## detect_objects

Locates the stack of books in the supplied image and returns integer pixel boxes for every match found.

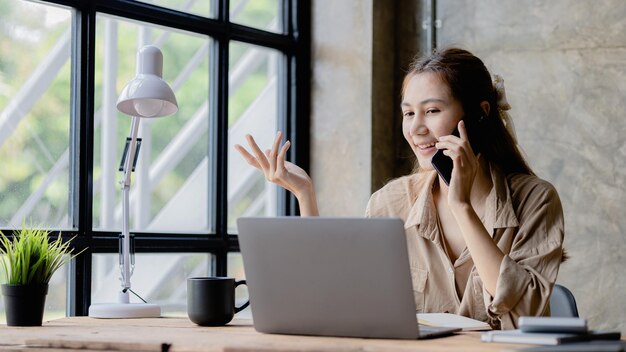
[481,317,621,346]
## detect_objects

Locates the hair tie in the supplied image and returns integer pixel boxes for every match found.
[493,74,516,143]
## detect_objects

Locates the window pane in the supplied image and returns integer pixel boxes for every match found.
[93,14,212,234]
[227,252,250,318]
[228,42,281,232]
[0,1,71,229]
[0,258,68,323]
[230,0,281,33]
[91,253,214,316]
[134,0,214,18]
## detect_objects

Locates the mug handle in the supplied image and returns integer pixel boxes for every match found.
[234,280,250,313]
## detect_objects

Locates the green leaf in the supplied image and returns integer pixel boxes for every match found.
[0,221,86,285]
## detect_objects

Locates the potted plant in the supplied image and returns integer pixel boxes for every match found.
[0,223,84,326]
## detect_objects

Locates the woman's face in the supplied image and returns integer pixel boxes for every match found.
[401,72,464,170]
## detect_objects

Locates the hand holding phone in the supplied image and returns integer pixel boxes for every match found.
[430,127,459,186]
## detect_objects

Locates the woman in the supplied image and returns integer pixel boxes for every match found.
[235,48,565,330]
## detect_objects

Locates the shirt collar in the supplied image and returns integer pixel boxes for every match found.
[403,164,519,234]
[404,170,438,230]
[484,164,519,231]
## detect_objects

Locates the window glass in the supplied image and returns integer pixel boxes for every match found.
[134,0,213,18]
[1,0,297,319]
[230,0,281,33]
[227,251,250,318]
[92,14,212,234]
[0,1,71,229]
[0,258,68,323]
[227,42,281,232]
[91,252,214,316]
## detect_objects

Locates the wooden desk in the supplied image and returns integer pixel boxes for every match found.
[0,317,525,352]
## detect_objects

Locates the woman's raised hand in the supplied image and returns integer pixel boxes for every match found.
[234,132,319,216]
[435,120,479,206]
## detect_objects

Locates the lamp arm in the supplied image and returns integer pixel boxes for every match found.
[120,116,141,293]
[122,116,141,187]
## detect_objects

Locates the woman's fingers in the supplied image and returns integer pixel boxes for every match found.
[234,144,262,170]
[443,148,467,168]
[268,132,282,176]
[277,140,291,175]
[245,134,270,170]
[457,120,469,140]
[437,124,473,157]
[237,134,279,178]
[435,139,462,155]
[234,133,313,203]
[271,131,283,155]
[457,120,475,156]
[238,132,293,185]
[264,149,275,179]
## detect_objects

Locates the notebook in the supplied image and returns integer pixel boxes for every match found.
[236,216,461,339]
[417,312,492,331]
[481,329,621,345]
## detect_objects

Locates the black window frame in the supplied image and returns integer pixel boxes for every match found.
[15,0,311,316]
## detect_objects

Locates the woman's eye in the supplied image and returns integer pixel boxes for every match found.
[426,108,440,115]
[403,111,414,118]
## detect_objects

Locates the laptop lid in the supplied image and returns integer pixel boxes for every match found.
[236,217,421,339]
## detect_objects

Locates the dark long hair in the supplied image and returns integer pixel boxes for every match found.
[403,47,534,176]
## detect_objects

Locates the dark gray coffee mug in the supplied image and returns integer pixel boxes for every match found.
[187,277,249,326]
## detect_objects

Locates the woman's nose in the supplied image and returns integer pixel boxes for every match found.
[410,116,427,136]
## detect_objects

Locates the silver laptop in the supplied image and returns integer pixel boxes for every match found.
[236,217,460,339]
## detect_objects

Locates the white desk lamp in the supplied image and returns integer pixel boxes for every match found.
[89,45,178,318]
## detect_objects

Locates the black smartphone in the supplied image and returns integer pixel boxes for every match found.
[430,127,459,186]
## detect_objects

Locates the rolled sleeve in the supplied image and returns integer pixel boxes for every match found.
[485,182,565,329]
[487,255,532,315]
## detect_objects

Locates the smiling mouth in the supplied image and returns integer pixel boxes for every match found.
[417,142,436,150]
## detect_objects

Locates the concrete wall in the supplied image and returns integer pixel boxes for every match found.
[311,0,625,332]
[311,0,421,216]
[310,1,374,216]
[437,0,626,333]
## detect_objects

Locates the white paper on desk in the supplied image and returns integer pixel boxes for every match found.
[417,313,492,331]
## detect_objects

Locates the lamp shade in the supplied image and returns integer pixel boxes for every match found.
[116,45,178,118]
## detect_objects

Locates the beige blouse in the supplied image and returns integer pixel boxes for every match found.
[365,166,565,330]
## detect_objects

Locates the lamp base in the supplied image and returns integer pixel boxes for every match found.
[88,303,161,319]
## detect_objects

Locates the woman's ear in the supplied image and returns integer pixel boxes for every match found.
[480,101,490,116]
